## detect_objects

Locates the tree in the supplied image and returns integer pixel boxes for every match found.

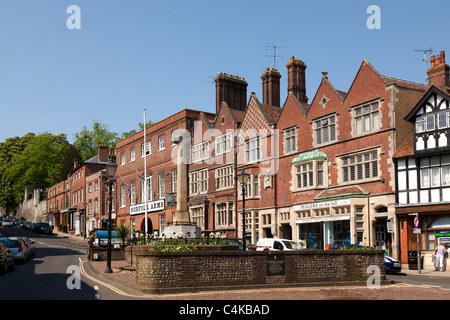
[3,133,69,204]
[73,120,119,161]
[0,133,36,210]
[53,143,82,183]
[120,120,155,140]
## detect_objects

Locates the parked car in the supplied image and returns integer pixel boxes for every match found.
[34,223,53,234]
[256,238,303,251]
[385,255,402,273]
[1,219,13,227]
[91,229,122,248]
[0,237,30,263]
[20,237,35,258]
[0,242,14,274]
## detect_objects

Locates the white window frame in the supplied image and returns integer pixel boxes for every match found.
[216,132,233,155]
[284,127,296,154]
[215,165,234,190]
[158,135,165,151]
[245,137,261,163]
[141,141,151,157]
[354,102,380,135]
[341,150,379,183]
[315,115,336,145]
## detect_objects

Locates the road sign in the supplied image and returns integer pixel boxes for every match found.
[413,228,421,234]
[414,216,419,228]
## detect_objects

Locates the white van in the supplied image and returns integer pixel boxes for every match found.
[256,238,303,251]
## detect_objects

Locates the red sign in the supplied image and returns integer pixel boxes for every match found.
[414,216,419,228]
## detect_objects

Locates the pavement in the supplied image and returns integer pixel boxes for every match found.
[52,229,450,301]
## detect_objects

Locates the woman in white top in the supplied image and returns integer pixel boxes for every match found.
[435,242,446,272]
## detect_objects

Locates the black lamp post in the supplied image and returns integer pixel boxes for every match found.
[236,168,250,251]
[104,156,117,273]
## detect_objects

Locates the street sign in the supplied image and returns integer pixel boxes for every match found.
[413,228,421,234]
[414,216,419,228]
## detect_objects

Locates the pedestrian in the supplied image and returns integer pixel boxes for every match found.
[87,230,96,247]
[435,242,446,272]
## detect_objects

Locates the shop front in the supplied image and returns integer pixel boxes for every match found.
[297,216,351,250]
[397,209,450,267]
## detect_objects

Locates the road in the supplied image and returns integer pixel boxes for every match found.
[0,226,141,300]
[2,225,450,304]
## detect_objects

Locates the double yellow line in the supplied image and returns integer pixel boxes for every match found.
[79,259,145,299]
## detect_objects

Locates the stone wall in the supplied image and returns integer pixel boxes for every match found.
[87,246,125,261]
[132,249,385,293]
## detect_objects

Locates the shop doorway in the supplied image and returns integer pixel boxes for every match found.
[375,218,392,252]
[279,224,292,240]
[140,217,153,235]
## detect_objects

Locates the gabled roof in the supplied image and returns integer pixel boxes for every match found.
[393,134,414,158]
[309,75,346,106]
[213,101,245,127]
[345,60,427,103]
[405,85,450,122]
[240,93,282,129]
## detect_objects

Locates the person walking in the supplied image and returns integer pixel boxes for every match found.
[435,242,446,272]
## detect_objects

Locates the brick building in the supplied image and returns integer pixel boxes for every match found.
[46,179,70,228]
[46,144,114,237]
[114,109,215,238]
[271,56,427,257]
[394,51,450,266]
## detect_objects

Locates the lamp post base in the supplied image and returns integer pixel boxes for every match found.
[104,267,113,273]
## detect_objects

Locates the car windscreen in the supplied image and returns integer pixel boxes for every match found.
[282,240,301,250]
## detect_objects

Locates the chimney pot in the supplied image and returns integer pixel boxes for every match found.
[261,67,281,107]
[286,56,307,103]
[427,50,449,92]
[215,73,248,113]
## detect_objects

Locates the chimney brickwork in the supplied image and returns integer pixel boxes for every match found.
[214,73,248,113]
[261,67,281,107]
[428,50,450,92]
[286,56,308,103]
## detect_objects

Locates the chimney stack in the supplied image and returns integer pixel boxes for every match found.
[214,73,248,113]
[286,56,307,103]
[98,143,109,163]
[428,51,450,92]
[261,67,281,107]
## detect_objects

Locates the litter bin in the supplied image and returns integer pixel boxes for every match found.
[408,250,423,270]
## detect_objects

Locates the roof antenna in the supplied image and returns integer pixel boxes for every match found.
[266,44,284,69]
[414,48,433,84]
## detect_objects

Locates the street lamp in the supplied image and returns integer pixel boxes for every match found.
[104,156,117,273]
[236,168,250,251]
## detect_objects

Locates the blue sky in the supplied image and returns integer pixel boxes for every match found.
[0,0,449,143]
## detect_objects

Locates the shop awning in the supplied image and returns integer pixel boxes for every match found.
[291,149,328,165]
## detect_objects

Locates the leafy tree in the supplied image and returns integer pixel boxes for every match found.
[120,120,155,140]
[0,133,36,209]
[73,120,119,161]
[3,133,68,205]
[53,143,82,183]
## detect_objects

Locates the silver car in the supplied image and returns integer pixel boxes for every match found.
[20,237,35,258]
[0,238,29,263]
